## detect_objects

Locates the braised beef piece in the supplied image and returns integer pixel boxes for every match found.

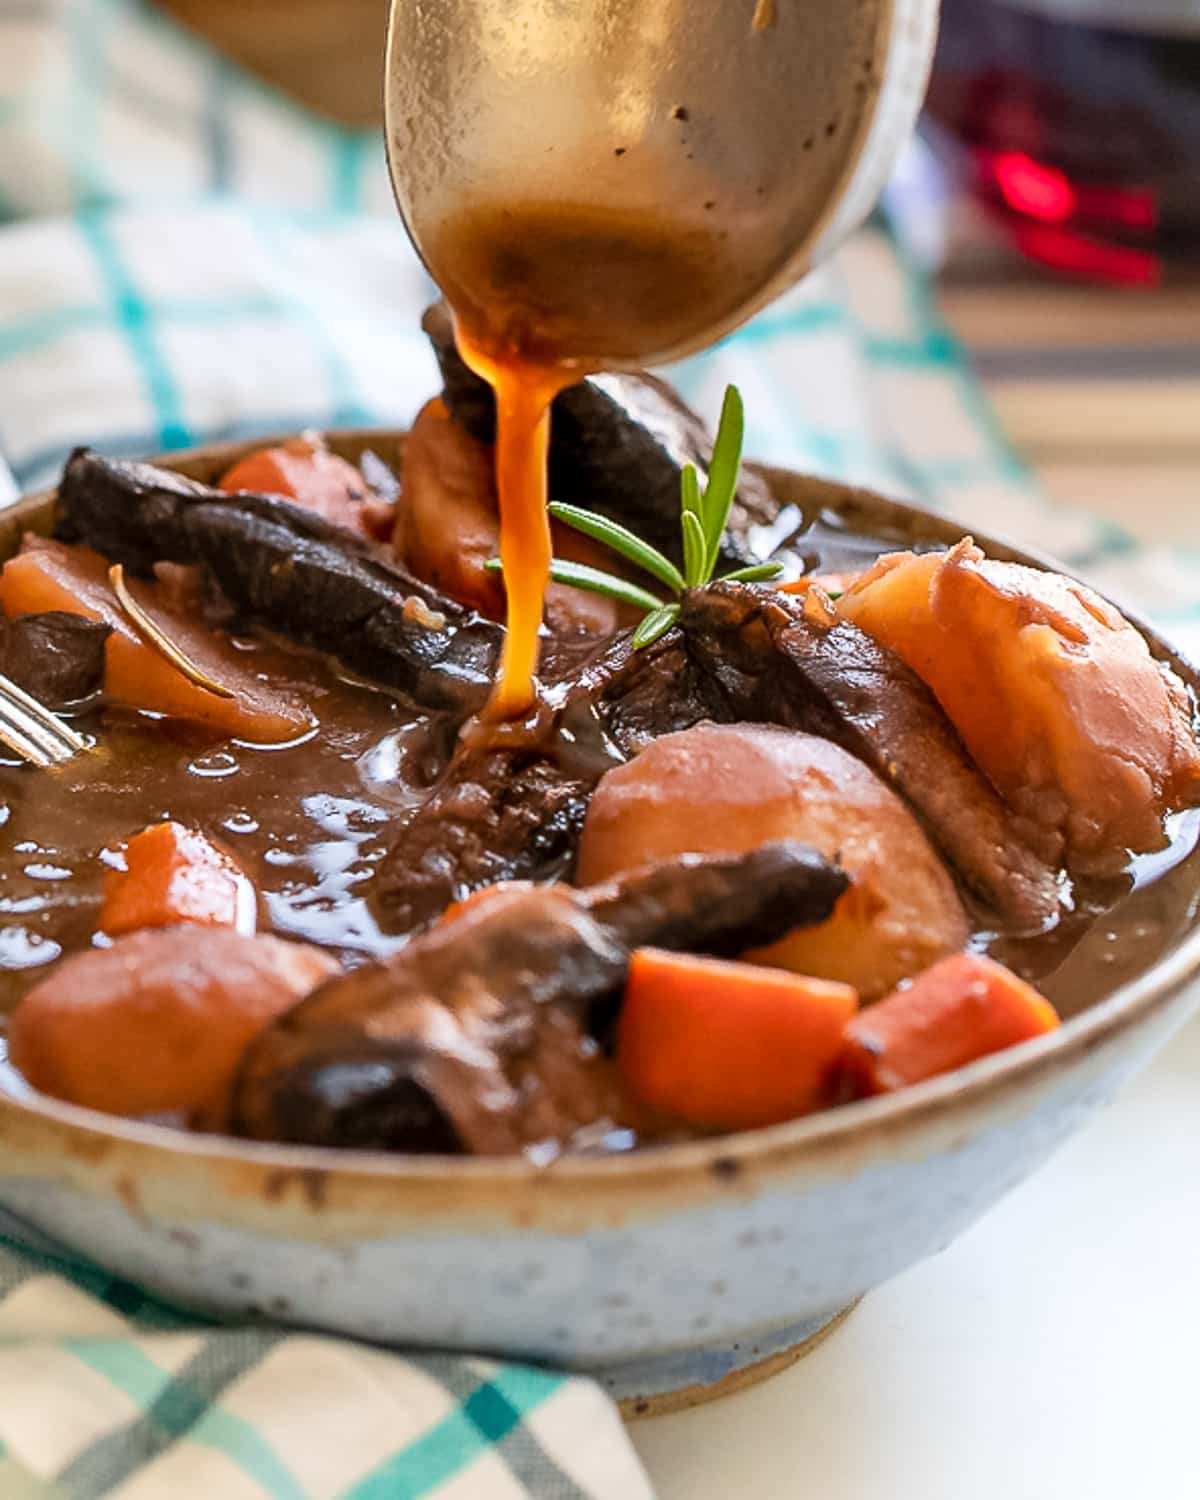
[372,632,730,931]
[599,632,734,756]
[422,302,777,570]
[235,842,847,1155]
[679,583,1063,932]
[55,450,500,714]
[0,612,109,708]
[377,752,593,933]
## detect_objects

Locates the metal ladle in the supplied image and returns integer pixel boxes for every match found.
[384,0,939,369]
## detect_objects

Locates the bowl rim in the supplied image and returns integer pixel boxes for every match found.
[2,428,1198,1209]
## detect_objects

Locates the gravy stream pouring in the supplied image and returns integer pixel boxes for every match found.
[438,202,742,714]
[383,0,940,711]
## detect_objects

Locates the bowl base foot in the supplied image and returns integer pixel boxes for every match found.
[609,1300,860,1420]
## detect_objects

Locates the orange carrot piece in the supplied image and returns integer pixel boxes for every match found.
[0,539,312,743]
[842,953,1060,1096]
[617,949,859,1132]
[777,573,855,598]
[101,821,257,938]
[220,439,375,535]
[438,881,536,928]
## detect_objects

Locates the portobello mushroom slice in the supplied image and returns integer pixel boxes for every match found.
[54,449,500,714]
[372,631,731,931]
[679,582,1063,932]
[422,302,777,569]
[235,842,848,1155]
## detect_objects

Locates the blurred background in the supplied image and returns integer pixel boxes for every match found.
[158,0,1199,552]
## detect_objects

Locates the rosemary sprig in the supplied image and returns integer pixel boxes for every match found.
[483,555,664,613]
[698,384,745,574]
[632,603,681,649]
[490,384,782,649]
[539,505,685,595]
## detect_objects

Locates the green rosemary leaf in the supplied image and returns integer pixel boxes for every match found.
[486,385,757,648]
[719,562,785,585]
[680,463,703,524]
[547,560,665,611]
[631,602,681,649]
[681,509,709,589]
[484,556,667,613]
[548,502,684,595]
[702,385,745,570]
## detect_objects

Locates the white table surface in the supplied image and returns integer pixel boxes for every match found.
[634,1001,1200,1500]
[633,278,1200,1499]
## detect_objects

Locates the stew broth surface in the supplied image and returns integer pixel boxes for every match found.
[0,643,434,1014]
[3,507,1198,1068]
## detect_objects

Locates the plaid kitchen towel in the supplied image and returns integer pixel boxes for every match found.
[0,0,1197,654]
[0,1221,651,1500]
[0,0,1196,1497]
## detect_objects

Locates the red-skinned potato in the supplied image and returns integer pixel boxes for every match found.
[578,723,969,1000]
[8,927,339,1130]
[838,539,1200,865]
[396,398,627,636]
[219,436,383,538]
[394,398,508,618]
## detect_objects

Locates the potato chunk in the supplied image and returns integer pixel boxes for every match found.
[578,723,968,1000]
[838,540,1200,863]
[219,437,381,538]
[9,927,339,1130]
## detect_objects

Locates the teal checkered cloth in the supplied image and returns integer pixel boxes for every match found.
[0,1216,648,1499]
[0,1,1196,1496]
[1,0,1196,658]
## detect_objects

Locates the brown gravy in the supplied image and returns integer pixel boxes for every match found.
[432,202,759,716]
[431,203,750,370]
[3,509,1197,1057]
[0,644,439,1018]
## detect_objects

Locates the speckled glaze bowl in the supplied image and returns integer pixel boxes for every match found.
[2,433,1198,1415]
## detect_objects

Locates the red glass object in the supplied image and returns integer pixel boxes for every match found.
[926,0,1200,283]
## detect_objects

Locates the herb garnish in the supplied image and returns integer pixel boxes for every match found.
[487,384,783,648]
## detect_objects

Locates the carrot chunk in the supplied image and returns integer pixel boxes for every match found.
[842,953,1060,1096]
[437,881,537,928]
[8,927,340,1129]
[101,821,257,937]
[777,572,855,598]
[0,538,312,743]
[617,949,859,1132]
[219,438,377,536]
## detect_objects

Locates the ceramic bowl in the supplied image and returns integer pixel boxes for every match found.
[1,432,1198,1415]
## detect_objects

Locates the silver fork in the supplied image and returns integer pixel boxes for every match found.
[0,672,88,768]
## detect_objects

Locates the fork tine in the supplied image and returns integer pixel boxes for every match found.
[0,672,88,753]
[0,696,73,765]
[0,672,87,767]
[0,710,56,768]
